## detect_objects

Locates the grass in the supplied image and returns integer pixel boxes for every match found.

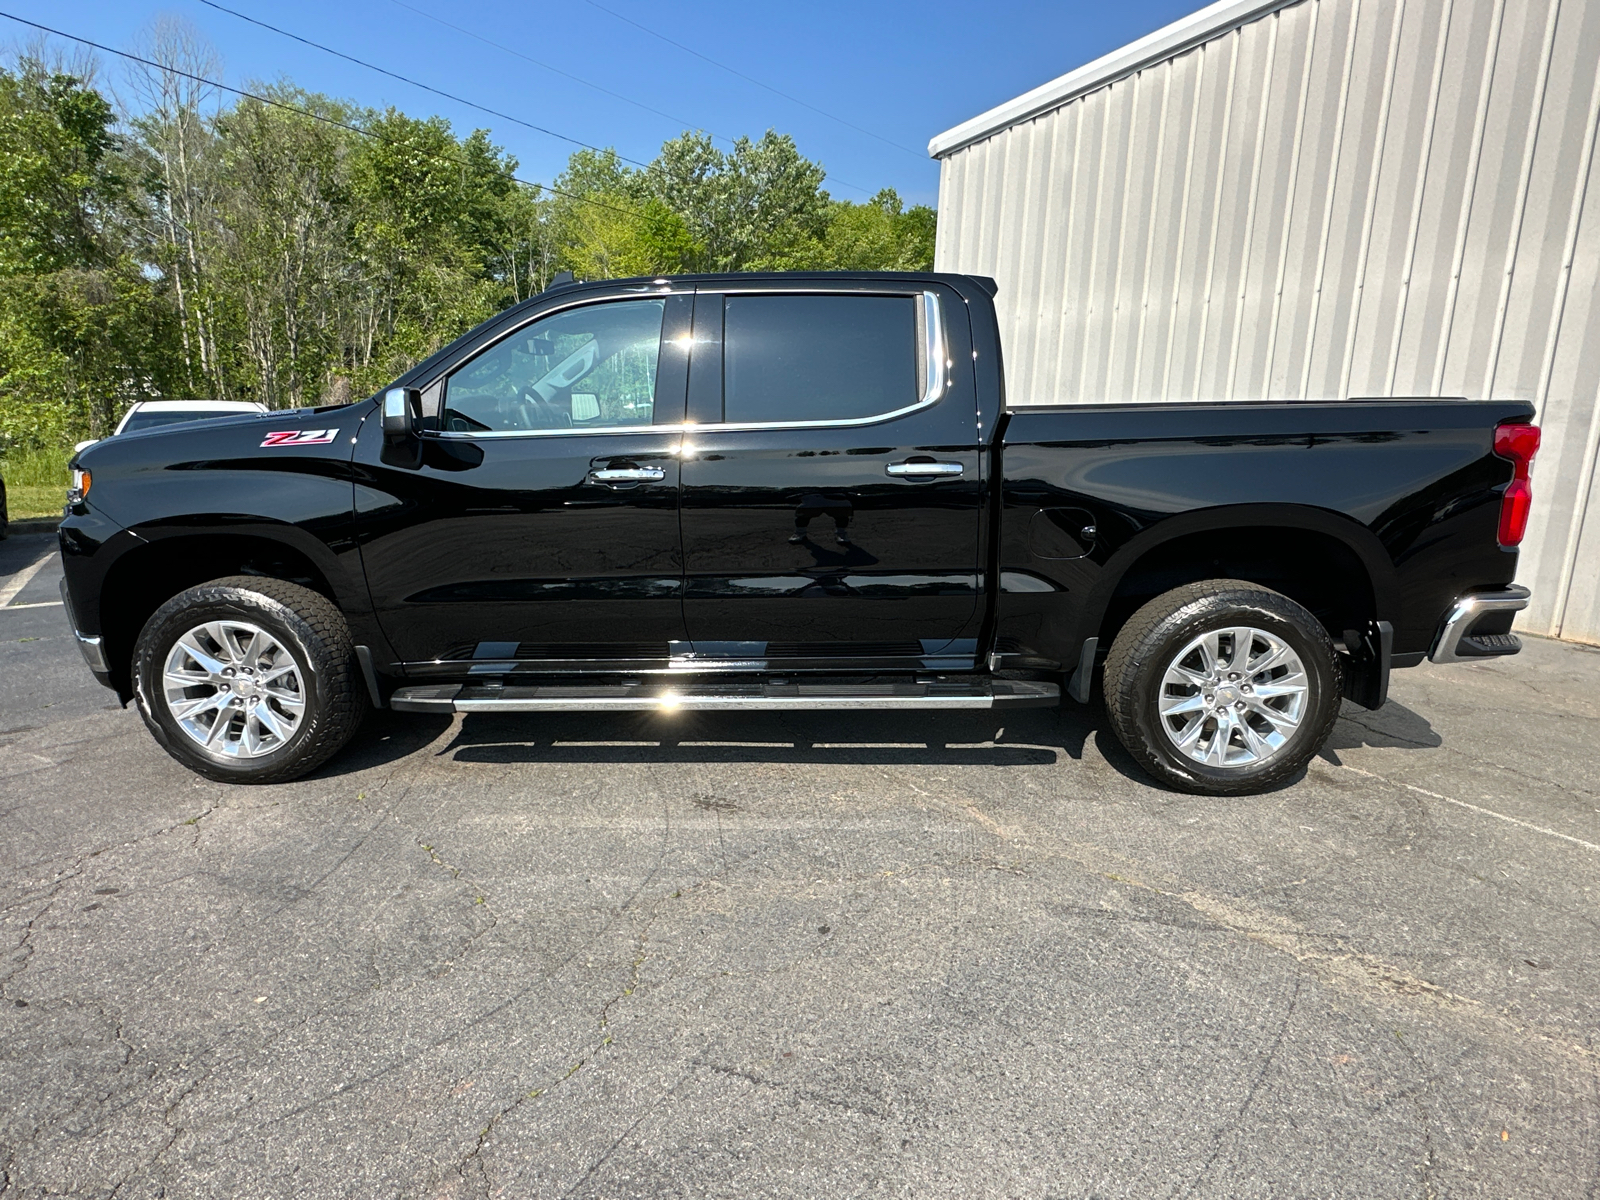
[3,445,72,520]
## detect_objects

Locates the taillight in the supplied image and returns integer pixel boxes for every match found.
[1493,421,1540,547]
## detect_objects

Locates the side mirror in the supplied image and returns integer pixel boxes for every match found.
[382,387,420,439]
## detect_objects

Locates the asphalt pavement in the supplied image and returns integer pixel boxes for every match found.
[2,532,1597,1198]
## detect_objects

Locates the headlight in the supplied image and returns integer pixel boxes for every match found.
[68,468,91,503]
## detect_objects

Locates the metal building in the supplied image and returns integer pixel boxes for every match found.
[931,0,1600,645]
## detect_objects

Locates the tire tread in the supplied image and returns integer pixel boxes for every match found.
[1104,579,1340,795]
[134,576,364,783]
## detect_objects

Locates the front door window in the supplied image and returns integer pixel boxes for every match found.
[444,299,666,433]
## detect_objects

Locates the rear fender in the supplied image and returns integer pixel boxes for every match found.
[1010,503,1398,671]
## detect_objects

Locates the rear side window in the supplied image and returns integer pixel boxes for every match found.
[723,294,919,425]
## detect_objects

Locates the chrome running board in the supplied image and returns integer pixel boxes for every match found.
[390,677,1059,714]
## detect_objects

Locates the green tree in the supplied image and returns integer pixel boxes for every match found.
[0,57,177,444]
[544,149,698,280]
[124,18,227,400]
[562,194,697,280]
[0,36,937,465]
[343,110,514,393]
[647,130,830,271]
[822,188,936,271]
[211,86,353,409]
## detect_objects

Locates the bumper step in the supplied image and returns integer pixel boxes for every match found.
[390,677,1059,714]
[1452,631,1521,657]
[1430,586,1530,664]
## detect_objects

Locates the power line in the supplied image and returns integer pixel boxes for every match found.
[383,0,732,148]
[0,10,650,225]
[379,0,873,198]
[585,0,925,161]
[195,0,654,169]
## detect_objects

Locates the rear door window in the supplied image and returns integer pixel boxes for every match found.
[722,294,920,425]
[443,298,665,433]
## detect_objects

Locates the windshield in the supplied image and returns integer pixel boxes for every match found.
[119,409,251,434]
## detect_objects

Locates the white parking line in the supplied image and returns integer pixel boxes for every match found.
[0,551,53,607]
[1338,762,1600,853]
[2,600,62,610]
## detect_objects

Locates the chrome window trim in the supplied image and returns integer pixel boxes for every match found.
[428,289,684,436]
[431,286,687,384]
[428,289,949,441]
[429,425,681,441]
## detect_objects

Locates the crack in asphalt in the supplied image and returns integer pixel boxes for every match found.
[556,1070,692,1200]
[907,774,1600,1069]
[256,795,676,1132]
[694,1059,890,1121]
[0,754,454,1185]
[105,1066,214,1200]
[453,911,658,1198]
[6,645,1600,1195]
[1172,979,1303,1200]
[481,802,788,1198]
[0,898,53,999]
[397,811,500,961]
[1387,1029,1458,1200]
[1,803,215,912]
[1336,712,1440,750]
[1336,762,1600,853]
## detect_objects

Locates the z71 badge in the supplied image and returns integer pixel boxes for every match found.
[261,429,340,447]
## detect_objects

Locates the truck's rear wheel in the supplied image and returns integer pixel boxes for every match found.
[1103,580,1340,795]
[132,576,364,783]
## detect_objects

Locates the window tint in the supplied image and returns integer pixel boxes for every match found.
[443,299,665,433]
[723,294,919,425]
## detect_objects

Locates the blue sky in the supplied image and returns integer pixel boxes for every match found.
[8,0,1201,207]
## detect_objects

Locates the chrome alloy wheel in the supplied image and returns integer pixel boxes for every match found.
[1157,626,1309,769]
[161,620,306,759]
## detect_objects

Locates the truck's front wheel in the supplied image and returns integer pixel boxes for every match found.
[132,577,364,784]
[1103,580,1341,795]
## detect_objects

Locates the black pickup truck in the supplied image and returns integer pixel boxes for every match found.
[58,272,1540,794]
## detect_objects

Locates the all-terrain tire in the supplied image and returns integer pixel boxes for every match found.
[1103,579,1341,795]
[132,576,365,783]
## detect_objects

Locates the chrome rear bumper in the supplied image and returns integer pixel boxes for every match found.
[1429,585,1530,664]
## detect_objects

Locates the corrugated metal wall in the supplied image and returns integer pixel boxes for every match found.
[934,0,1600,645]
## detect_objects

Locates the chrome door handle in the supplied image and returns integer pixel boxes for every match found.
[885,460,964,478]
[591,467,665,483]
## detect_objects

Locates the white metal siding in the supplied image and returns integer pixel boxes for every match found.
[935,0,1600,645]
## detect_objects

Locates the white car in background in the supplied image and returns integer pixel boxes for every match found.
[74,400,269,452]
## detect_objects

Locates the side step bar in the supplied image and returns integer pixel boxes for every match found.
[390,678,1059,714]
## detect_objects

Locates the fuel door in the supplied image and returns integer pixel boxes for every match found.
[1029,507,1098,560]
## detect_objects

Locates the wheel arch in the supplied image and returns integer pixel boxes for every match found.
[1085,504,1397,654]
[96,527,353,699]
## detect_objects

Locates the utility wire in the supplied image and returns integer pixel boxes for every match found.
[0,10,651,225]
[196,0,653,168]
[379,0,871,198]
[383,0,732,147]
[585,0,924,160]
